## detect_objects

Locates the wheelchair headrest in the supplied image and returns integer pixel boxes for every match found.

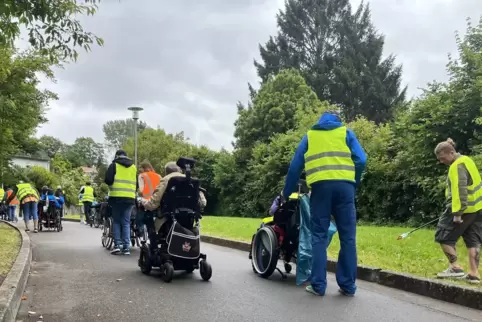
[177,157,196,171]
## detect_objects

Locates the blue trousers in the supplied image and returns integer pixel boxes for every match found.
[310,181,357,295]
[9,205,16,221]
[112,204,134,250]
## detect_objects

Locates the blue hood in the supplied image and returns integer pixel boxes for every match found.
[312,113,343,131]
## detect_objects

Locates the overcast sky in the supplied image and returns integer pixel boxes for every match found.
[33,0,481,151]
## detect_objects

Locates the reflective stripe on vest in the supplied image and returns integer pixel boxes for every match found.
[304,126,355,187]
[109,163,137,198]
[16,183,39,201]
[448,155,482,214]
[83,186,95,202]
[141,171,161,199]
[7,190,19,205]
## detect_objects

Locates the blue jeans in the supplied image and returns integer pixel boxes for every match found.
[310,181,357,295]
[9,205,16,221]
[112,203,134,250]
[23,201,38,221]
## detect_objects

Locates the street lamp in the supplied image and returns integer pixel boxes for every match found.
[128,106,143,169]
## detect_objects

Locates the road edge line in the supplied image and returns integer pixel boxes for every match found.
[200,235,482,311]
[0,220,32,322]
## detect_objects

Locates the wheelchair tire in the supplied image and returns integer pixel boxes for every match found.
[251,225,279,279]
[199,260,212,281]
[138,245,152,275]
[162,262,174,283]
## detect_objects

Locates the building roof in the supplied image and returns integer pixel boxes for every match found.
[12,151,50,162]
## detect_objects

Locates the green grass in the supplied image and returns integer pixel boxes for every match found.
[200,216,481,288]
[0,223,21,285]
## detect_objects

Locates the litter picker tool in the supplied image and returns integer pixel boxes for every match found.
[397,217,439,240]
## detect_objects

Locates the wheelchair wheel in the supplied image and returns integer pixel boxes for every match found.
[161,262,174,283]
[251,225,279,278]
[199,260,212,281]
[138,245,152,275]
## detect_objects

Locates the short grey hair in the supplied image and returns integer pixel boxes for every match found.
[165,161,181,174]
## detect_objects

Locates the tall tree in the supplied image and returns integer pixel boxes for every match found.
[254,0,406,123]
[234,69,324,150]
[0,0,103,61]
[63,137,104,168]
[103,119,148,150]
[38,135,66,158]
[0,48,57,182]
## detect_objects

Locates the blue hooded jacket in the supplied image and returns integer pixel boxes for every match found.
[282,113,367,198]
[42,193,62,209]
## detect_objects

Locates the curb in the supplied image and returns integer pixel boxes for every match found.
[200,235,482,311]
[0,221,32,322]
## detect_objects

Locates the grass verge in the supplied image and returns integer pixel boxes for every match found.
[0,222,21,285]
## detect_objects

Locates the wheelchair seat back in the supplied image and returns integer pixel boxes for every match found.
[161,176,201,229]
[274,197,300,226]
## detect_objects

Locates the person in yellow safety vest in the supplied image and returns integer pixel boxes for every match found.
[281,110,367,297]
[79,182,96,225]
[104,149,138,256]
[434,138,482,285]
[136,160,161,238]
[6,181,40,233]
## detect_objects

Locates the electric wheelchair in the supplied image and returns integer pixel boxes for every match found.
[138,157,212,283]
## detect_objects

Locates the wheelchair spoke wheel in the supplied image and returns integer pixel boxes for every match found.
[251,226,279,278]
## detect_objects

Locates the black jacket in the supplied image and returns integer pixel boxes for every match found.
[104,156,138,205]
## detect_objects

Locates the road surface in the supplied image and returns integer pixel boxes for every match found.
[15,222,481,322]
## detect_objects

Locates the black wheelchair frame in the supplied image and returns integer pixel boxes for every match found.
[138,157,212,283]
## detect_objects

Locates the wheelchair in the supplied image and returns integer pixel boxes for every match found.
[249,179,308,279]
[0,202,8,221]
[38,199,63,232]
[138,157,212,283]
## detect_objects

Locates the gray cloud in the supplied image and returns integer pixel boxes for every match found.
[37,0,482,149]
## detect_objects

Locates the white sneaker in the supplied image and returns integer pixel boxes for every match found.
[437,267,465,278]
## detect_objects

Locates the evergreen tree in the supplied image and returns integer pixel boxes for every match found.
[255,0,406,123]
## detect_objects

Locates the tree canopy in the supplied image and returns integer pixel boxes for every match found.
[0,0,103,61]
[254,0,406,123]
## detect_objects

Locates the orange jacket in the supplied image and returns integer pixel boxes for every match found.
[140,171,161,199]
[7,190,19,205]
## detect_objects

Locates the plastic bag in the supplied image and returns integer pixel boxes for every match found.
[296,194,338,285]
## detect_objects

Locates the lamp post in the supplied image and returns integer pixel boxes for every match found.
[127,107,143,169]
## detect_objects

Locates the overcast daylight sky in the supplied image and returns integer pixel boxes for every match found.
[32,0,482,151]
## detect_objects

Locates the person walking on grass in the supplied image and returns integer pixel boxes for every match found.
[282,110,367,297]
[434,138,481,285]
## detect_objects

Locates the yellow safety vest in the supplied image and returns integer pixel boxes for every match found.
[109,163,137,199]
[447,155,482,214]
[304,126,355,187]
[16,183,39,201]
[83,186,94,202]
[0,188,4,200]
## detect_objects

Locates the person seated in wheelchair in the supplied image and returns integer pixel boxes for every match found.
[140,160,206,241]
[44,188,62,210]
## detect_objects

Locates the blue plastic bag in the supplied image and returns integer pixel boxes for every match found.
[296,194,338,285]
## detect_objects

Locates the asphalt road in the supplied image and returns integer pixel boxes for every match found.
[15,221,481,322]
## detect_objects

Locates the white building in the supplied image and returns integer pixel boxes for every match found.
[11,153,50,171]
